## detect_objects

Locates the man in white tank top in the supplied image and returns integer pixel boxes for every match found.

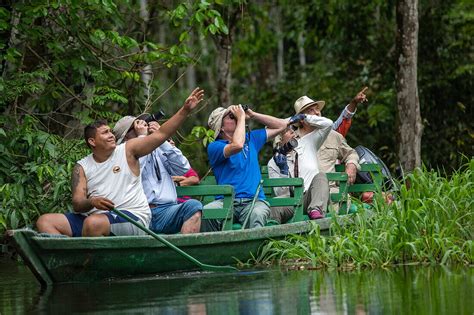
[36,88,205,237]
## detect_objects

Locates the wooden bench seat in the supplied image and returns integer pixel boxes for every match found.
[190,163,382,228]
[176,184,235,231]
[335,163,383,193]
[198,175,305,227]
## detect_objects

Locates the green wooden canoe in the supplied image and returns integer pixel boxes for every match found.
[7,164,381,287]
[6,220,329,286]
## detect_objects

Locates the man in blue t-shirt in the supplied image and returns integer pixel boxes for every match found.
[202,105,289,232]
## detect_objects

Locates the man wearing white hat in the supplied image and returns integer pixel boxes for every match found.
[269,94,361,221]
[202,105,288,231]
[284,96,334,219]
[36,88,204,237]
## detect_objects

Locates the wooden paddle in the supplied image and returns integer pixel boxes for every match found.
[111,208,238,273]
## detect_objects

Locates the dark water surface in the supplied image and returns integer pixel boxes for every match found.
[1,256,472,314]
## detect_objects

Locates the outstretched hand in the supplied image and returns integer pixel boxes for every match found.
[183,88,205,111]
[352,86,368,104]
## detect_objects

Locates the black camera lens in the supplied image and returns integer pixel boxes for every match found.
[144,110,165,123]
[276,138,298,155]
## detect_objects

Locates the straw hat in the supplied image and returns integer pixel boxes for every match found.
[294,96,325,114]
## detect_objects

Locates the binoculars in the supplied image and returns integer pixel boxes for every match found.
[144,110,165,123]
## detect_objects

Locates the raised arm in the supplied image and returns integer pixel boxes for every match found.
[304,115,333,129]
[347,86,368,114]
[224,105,246,157]
[147,122,190,175]
[127,88,204,159]
[305,115,334,149]
[246,109,287,140]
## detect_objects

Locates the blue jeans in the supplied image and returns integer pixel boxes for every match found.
[149,199,202,234]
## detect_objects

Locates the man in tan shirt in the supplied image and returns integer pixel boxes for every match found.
[317,129,360,208]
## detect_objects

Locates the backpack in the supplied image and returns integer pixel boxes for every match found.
[355,145,395,190]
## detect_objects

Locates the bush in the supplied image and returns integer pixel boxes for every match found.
[0,115,87,234]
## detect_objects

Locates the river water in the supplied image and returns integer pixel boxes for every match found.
[0,256,472,314]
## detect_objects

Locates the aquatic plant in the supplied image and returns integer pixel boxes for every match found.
[257,159,474,268]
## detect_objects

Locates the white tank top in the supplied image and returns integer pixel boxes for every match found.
[77,143,151,225]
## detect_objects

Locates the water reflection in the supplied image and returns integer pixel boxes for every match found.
[1,256,472,314]
[308,267,473,314]
[33,271,287,314]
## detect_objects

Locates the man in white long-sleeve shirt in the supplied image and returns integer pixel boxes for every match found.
[269,95,361,222]
[276,96,333,220]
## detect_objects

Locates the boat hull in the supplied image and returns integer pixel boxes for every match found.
[7,220,327,286]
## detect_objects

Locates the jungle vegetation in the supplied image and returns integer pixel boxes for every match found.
[0,1,472,233]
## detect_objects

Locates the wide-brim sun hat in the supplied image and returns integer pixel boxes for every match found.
[294,96,325,114]
[113,113,148,145]
[208,107,230,139]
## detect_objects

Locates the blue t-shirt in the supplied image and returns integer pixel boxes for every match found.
[208,129,267,200]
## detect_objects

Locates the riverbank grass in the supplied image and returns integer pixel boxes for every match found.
[257,159,473,269]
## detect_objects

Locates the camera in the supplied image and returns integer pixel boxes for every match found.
[275,138,298,155]
[144,110,165,123]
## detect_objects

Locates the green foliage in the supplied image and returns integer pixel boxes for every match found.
[190,125,215,147]
[1,0,470,174]
[0,0,471,233]
[0,1,220,130]
[173,125,215,176]
[231,0,472,171]
[257,159,474,268]
[169,1,230,36]
[0,116,88,234]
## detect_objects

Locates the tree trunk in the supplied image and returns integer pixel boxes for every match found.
[2,5,21,79]
[2,5,23,117]
[199,36,215,92]
[139,0,152,111]
[396,0,422,172]
[273,7,284,80]
[298,32,306,67]
[216,34,232,107]
[297,31,306,78]
[157,15,168,93]
[186,33,196,91]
